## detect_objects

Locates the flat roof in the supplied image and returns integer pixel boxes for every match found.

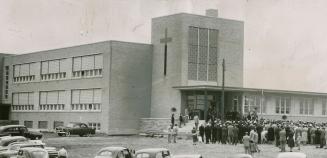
[173,85,327,96]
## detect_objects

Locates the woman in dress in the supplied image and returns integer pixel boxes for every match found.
[288,128,295,152]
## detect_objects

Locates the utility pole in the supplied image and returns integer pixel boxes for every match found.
[221,59,225,122]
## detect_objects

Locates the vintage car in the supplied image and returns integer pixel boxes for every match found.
[135,148,170,158]
[173,155,202,158]
[276,152,306,158]
[55,122,96,137]
[0,136,27,147]
[227,154,253,158]
[17,147,49,158]
[94,147,133,158]
[0,141,58,158]
[0,125,43,140]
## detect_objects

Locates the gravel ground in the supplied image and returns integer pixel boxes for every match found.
[42,133,327,158]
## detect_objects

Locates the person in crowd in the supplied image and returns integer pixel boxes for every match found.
[320,127,326,148]
[221,124,228,144]
[205,123,211,144]
[212,124,217,144]
[58,146,68,158]
[172,124,178,143]
[310,125,316,145]
[171,114,175,129]
[233,124,239,145]
[194,115,199,130]
[287,128,295,152]
[279,127,287,152]
[242,132,250,155]
[227,123,234,144]
[191,127,198,145]
[302,125,308,145]
[167,124,172,143]
[261,128,268,144]
[179,113,183,128]
[249,128,259,155]
[199,123,205,143]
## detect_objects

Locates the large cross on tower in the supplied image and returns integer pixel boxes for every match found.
[160,28,172,76]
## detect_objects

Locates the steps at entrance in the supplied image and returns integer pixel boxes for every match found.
[178,120,205,134]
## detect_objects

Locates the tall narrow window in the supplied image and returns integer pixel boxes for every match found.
[4,66,9,99]
[322,98,326,115]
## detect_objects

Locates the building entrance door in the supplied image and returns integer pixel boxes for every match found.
[186,92,217,120]
[0,105,10,120]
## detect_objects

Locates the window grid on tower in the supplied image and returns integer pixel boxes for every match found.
[188,26,218,81]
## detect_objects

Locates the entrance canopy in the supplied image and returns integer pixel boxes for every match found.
[174,85,327,121]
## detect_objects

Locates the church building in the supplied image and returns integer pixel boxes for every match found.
[0,10,327,134]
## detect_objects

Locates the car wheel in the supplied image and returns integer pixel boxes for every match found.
[87,133,92,137]
[79,134,84,137]
[58,133,63,137]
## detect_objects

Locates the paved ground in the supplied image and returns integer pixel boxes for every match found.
[43,133,327,158]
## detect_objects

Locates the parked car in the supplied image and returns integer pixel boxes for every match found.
[135,148,170,158]
[94,147,133,158]
[173,155,202,158]
[17,147,49,158]
[0,125,43,140]
[55,122,96,137]
[277,152,306,158]
[0,136,27,147]
[0,141,58,158]
[227,154,253,158]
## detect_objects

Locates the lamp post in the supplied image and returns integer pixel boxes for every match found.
[221,59,225,122]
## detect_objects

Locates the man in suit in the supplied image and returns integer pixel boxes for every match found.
[205,123,212,144]
[320,127,326,148]
[279,127,287,152]
[199,123,205,143]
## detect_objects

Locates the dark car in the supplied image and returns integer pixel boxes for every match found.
[0,141,58,158]
[0,125,43,140]
[94,147,133,158]
[17,147,49,158]
[135,148,170,158]
[55,122,96,137]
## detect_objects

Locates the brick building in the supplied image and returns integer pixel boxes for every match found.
[1,10,327,134]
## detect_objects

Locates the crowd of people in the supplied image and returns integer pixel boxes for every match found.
[187,113,327,155]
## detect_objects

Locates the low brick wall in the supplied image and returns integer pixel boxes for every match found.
[140,118,176,133]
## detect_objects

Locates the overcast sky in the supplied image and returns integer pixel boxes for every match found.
[1,0,327,92]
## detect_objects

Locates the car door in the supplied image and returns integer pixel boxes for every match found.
[80,123,88,135]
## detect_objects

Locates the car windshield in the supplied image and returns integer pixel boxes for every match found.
[67,123,79,128]
[98,150,113,157]
[31,151,48,158]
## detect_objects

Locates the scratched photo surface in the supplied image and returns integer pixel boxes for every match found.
[1,1,327,158]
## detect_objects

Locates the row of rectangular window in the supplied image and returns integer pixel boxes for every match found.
[12,69,102,83]
[71,103,101,111]
[41,72,66,80]
[39,104,65,111]
[12,105,34,111]
[72,69,102,78]
[24,120,101,130]
[13,76,35,83]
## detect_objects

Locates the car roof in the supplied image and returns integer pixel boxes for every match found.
[1,136,27,141]
[173,154,202,158]
[136,148,169,154]
[277,152,306,158]
[0,125,25,130]
[228,154,253,158]
[99,147,128,151]
[20,147,47,152]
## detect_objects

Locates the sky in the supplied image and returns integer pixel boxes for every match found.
[1,0,327,92]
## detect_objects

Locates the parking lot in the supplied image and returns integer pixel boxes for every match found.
[42,133,327,158]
